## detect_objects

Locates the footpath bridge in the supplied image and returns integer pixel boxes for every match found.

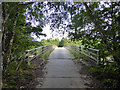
[24,45,101,66]
[22,45,103,88]
[14,45,103,88]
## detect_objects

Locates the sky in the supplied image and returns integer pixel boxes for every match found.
[28,1,111,41]
[28,1,70,41]
[31,24,69,41]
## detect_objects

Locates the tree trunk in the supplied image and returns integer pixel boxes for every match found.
[3,9,18,71]
[2,2,33,72]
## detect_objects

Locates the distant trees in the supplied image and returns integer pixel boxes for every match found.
[40,38,59,46]
[58,37,82,47]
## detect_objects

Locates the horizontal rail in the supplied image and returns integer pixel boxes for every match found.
[64,45,100,65]
[25,45,57,65]
[15,45,57,70]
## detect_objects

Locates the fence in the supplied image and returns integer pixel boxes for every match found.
[16,45,56,70]
[65,45,100,65]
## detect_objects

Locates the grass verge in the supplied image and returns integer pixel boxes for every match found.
[42,48,55,60]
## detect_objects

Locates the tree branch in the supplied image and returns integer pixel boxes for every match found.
[83,2,112,53]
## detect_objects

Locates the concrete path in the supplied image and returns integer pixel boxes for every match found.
[38,47,88,88]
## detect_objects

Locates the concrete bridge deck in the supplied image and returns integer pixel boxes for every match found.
[36,47,90,88]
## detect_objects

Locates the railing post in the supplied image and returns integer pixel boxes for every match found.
[75,45,77,52]
[71,45,73,51]
[102,51,105,65]
[25,51,29,65]
[34,49,37,59]
[42,46,44,55]
[88,48,90,56]
[74,45,75,51]
[79,46,81,54]
[97,50,100,65]
[88,46,90,56]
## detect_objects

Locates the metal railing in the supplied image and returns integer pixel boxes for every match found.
[25,45,56,65]
[16,45,57,70]
[64,45,100,65]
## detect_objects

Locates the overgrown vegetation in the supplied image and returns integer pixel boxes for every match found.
[2,61,36,88]
[1,2,120,88]
[42,48,55,60]
[89,63,120,88]
[68,45,120,88]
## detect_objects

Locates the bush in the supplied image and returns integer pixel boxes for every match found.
[2,61,35,88]
[89,62,120,88]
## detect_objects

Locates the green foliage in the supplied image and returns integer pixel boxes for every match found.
[58,37,82,47]
[58,38,65,47]
[2,2,120,88]
[43,49,55,60]
[40,38,59,46]
[89,62,120,88]
[3,61,35,88]
[70,51,83,60]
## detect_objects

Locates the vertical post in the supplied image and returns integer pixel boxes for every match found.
[97,50,100,65]
[102,51,104,65]
[44,46,46,53]
[74,45,76,52]
[50,45,52,51]
[23,52,26,65]
[79,46,81,54]
[42,46,44,55]
[27,51,30,65]
[34,49,37,59]
[88,46,90,56]
[75,46,77,52]
[71,45,73,51]
[88,48,90,56]
[25,51,29,64]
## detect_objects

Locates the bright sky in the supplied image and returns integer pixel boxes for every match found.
[32,24,68,41]
[29,1,110,41]
[27,1,70,41]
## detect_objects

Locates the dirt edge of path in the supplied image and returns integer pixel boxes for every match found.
[26,57,48,89]
[73,59,103,88]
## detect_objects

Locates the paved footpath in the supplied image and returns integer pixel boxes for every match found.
[37,47,89,88]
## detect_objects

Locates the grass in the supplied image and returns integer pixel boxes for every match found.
[42,49,55,60]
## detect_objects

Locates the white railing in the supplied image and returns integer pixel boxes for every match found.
[16,45,57,70]
[25,45,57,65]
[64,45,100,65]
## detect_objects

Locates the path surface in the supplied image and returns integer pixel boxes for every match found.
[36,47,89,88]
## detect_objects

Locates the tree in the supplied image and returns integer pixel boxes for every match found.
[67,2,120,66]
[2,2,46,72]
